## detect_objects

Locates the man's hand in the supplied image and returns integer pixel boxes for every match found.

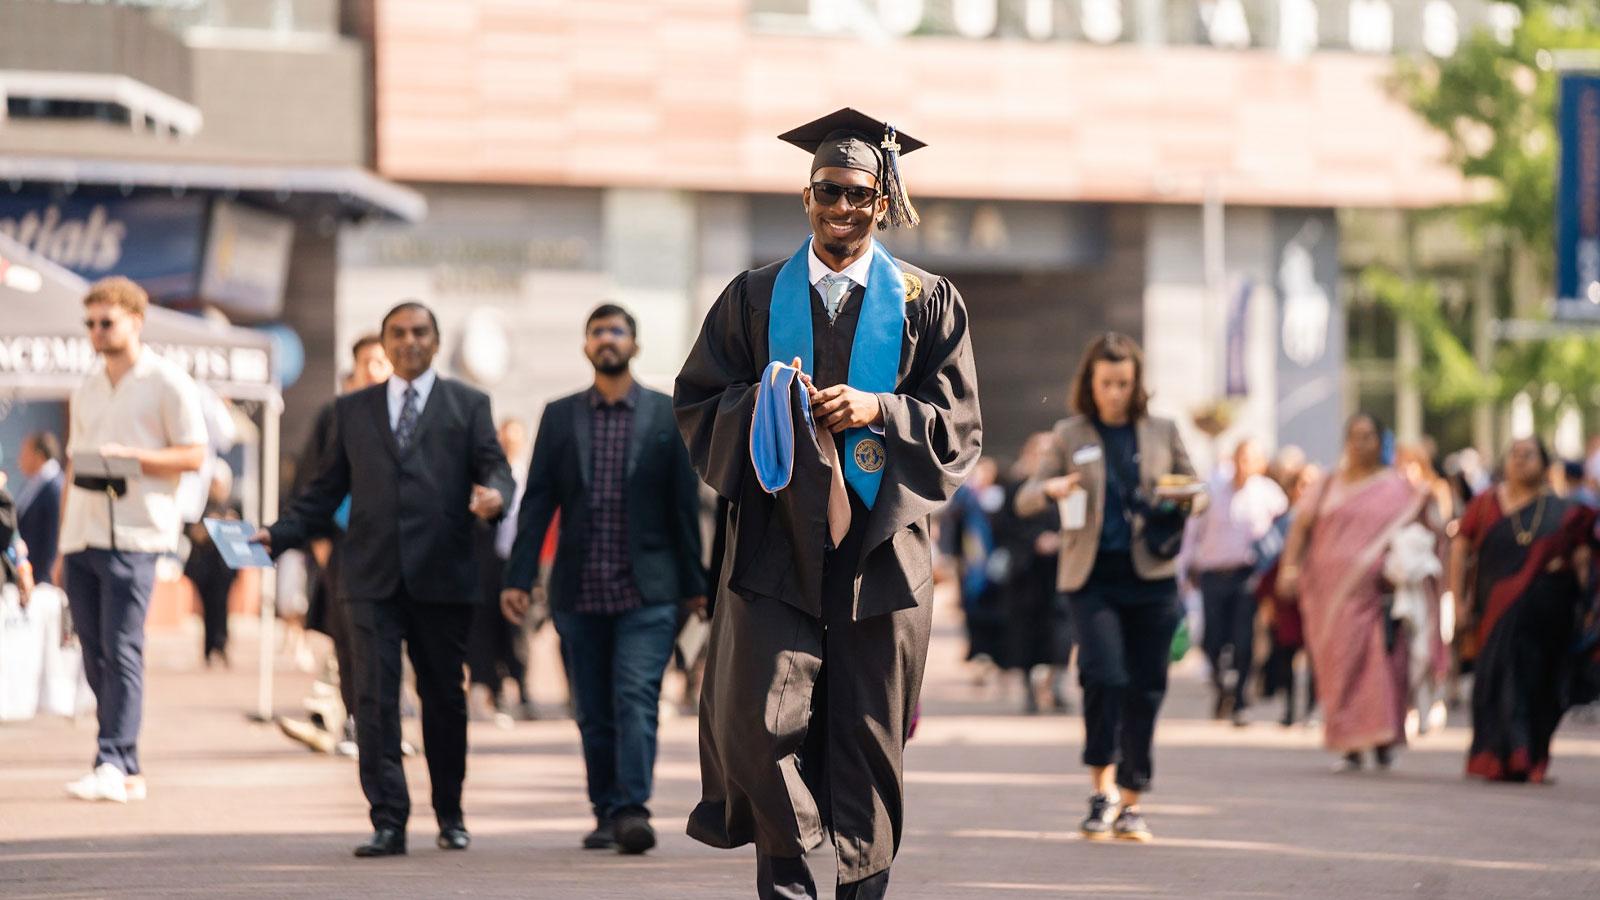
[17,563,34,609]
[1042,473,1082,501]
[501,588,531,624]
[809,385,883,434]
[683,595,708,615]
[469,485,504,521]
[249,529,272,552]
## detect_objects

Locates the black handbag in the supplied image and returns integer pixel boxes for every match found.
[1101,426,1186,562]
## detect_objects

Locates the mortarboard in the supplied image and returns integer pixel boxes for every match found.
[778,108,924,229]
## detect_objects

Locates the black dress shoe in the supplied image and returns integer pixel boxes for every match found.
[437,823,471,851]
[353,827,407,858]
[614,812,656,855]
[582,819,616,850]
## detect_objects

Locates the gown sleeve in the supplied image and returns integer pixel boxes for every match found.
[674,273,761,502]
[872,276,984,522]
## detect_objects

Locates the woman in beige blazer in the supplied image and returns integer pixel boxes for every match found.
[1016,333,1201,844]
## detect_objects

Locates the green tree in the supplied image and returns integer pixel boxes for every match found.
[1370,1,1600,434]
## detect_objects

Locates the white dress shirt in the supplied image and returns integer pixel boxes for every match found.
[387,368,438,431]
[807,237,874,292]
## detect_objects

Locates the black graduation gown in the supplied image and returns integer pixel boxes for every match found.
[674,254,982,882]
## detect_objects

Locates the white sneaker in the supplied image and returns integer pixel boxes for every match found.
[66,764,128,803]
[124,775,148,801]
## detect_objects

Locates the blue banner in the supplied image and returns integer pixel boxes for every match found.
[1557,72,1600,318]
[0,193,208,302]
[1225,277,1253,397]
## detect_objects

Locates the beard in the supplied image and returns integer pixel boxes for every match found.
[821,238,855,259]
[592,356,630,376]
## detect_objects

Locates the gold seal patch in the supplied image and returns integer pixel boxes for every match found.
[901,273,922,303]
[853,438,886,474]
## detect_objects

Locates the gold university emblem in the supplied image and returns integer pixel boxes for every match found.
[854,438,886,474]
[901,273,922,303]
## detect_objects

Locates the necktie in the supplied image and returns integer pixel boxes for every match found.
[395,385,419,450]
[819,273,851,322]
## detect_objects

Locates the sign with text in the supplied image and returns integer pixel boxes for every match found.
[0,193,207,302]
[1557,71,1600,320]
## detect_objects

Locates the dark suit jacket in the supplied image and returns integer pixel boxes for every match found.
[270,376,514,605]
[17,472,62,585]
[504,385,707,612]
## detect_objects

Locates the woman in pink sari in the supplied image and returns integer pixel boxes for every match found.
[1278,414,1427,770]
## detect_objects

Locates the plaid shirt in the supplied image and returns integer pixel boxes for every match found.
[576,385,645,615]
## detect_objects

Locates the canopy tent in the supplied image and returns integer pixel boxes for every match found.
[0,231,285,720]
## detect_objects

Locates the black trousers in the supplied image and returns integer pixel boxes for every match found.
[326,591,358,718]
[347,596,473,832]
[1262,642,1317,722]
[1068,553,1181,794]
[1197,567,1257,710]
[191,564,233,658]
[467,555,529,698]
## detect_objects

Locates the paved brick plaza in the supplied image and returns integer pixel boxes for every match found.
[3,610,1598,900]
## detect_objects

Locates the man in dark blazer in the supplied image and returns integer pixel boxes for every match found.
[15,431,65,586]
[501,304,707,856]
[255,302,513,859]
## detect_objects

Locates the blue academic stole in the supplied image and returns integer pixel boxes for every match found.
[768,237,905,508]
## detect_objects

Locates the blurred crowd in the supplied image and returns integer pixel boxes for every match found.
[938,420,1600,782]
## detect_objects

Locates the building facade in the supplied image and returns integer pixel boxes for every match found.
[346,0,1481,467]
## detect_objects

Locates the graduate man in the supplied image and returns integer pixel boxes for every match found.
[674,109,982,900]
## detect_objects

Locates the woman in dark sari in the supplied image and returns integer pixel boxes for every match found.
[1450,437,1595,783]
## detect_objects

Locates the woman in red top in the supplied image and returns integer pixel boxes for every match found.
[1450,436,1595,783]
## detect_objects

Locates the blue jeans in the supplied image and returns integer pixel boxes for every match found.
[553,602,679,820]
[64,549,158,775]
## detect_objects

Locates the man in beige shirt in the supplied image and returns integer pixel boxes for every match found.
[58,276,208,804]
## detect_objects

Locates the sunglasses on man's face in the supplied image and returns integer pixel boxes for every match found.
[84,318,118,331]
[810,181,879,210]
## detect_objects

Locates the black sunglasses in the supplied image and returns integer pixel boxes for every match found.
[810,181,879,210]
[83,318,117,331]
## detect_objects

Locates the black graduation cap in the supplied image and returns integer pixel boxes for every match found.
[778,108,924,229]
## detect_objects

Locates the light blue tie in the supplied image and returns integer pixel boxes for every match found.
[819,273,852,322]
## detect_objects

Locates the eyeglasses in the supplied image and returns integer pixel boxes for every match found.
[810,181,879,210]
[588,325,630,339]
[83,318,117,331]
